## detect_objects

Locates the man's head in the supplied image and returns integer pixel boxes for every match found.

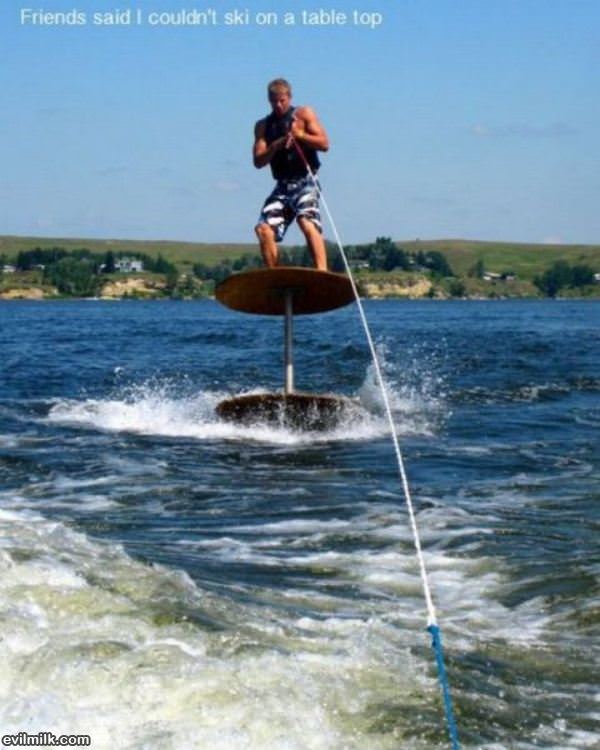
[267,78,292,118]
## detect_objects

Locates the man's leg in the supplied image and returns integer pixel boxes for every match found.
[297,217,327,271]
[255,222,279,267]
[256,184,290,267]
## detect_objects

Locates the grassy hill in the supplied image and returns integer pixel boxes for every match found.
[397,239,600,281]
[0,236,256,271]
[2,235,599,300]
[2,235,599,280]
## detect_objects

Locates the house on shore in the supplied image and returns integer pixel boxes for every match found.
[116,257,144,273]
[100,257,145,273]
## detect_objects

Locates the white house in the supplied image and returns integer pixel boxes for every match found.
[115,257,144,273]
[483,271,516,282]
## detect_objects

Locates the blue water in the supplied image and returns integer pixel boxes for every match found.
[0,299,598,749]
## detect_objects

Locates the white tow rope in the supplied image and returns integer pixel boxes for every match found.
[294,142,438,623]
[292,137,460,749]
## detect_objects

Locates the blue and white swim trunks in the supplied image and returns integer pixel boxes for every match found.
[258,175,322,242]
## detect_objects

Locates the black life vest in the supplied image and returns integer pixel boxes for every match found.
[264,106,321,180]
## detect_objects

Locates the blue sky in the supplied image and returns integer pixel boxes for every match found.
[1,0,599,245]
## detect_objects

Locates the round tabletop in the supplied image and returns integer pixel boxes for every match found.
[215,267,355,315]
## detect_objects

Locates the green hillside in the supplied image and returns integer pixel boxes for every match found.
[399,239,600,281]
[0,236,256,271]
[2,235,599,280]
[2,235,599,301]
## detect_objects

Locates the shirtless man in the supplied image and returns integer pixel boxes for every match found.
[253,79,329,270]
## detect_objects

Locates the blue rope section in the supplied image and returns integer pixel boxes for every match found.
[427,624,461,750]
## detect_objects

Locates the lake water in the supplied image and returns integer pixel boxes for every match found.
[0,299,598,749]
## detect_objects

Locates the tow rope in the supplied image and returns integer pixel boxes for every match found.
[292,135,461,750]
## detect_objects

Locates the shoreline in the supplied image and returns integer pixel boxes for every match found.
[2,290,599,302]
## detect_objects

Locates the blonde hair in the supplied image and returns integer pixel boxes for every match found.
[267,78,292,97]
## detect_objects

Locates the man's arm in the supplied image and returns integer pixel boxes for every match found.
[253,118,286,169]
[289,106,329,152]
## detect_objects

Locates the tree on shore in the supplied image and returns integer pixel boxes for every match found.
[44,257,102,297]
[103,251,116,274]
[468,258,486,279]
[534,261,595,296]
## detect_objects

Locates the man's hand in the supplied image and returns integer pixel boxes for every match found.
[272,135,288,152]
[254,119,287,168]
[286,117,305,147]
[287,107,329,152]
[253,105,328,170]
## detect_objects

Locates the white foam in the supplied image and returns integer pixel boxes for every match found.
[229,518,354,535]
[169,501,559,651]
[46,391,387,445]
[0,506,432,750]
[0,490,595,749]
[45,352,444,445]
[0,434,19,448]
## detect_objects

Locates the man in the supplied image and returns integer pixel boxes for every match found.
[253,79,329,270]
